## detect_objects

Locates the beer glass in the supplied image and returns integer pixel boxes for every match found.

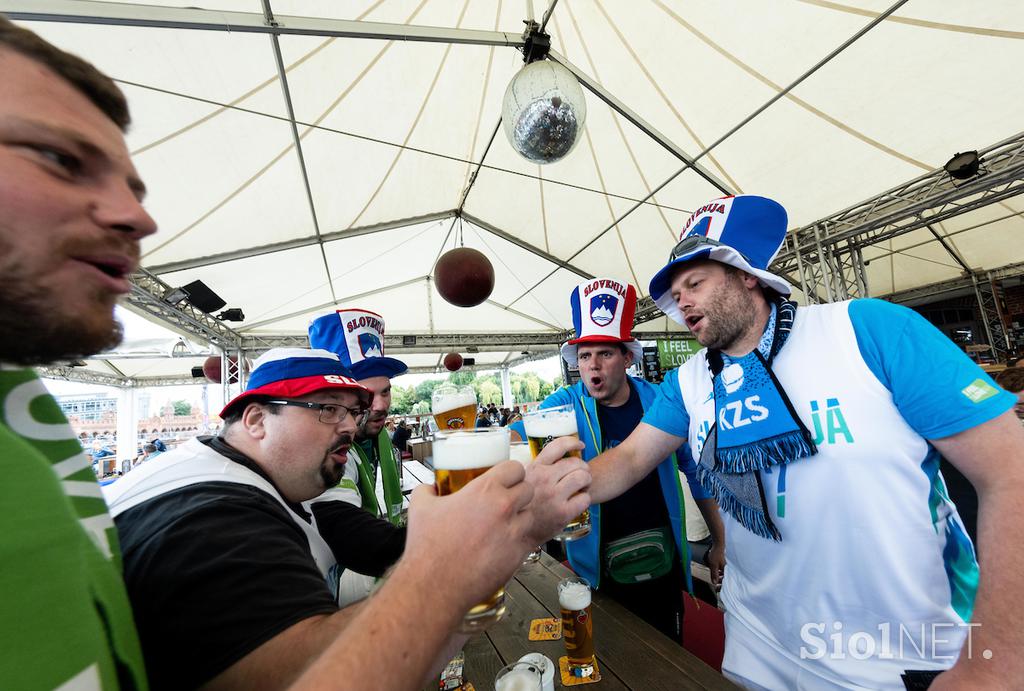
[433,427,511,631]
[431,385,477,431]
[558,576,596,677]
[509,441,543,565]
[494,660,544,691]
[522,404,591,541]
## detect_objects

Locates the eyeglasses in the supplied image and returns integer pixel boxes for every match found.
[669,234,751,263]
[264,399,367,425]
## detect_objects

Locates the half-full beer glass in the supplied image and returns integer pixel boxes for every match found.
[433,427,510,631]
[558,576,596,677]
[522,404,590,541]
[432,385,477,431]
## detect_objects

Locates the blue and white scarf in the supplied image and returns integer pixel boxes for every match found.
[697,299,817,540]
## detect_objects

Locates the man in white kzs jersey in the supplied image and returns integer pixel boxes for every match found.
[581,194,1024,689]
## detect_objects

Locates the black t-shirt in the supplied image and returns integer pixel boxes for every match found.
[595,381,672,545]
[114,436,406,690]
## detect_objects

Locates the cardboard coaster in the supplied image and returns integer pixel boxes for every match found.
[528,617,562,641]
[558,656,601,685]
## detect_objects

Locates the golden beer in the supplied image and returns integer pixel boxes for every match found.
[523,405,591,542]
[526,432,583,460]
[431,386,477,431]
[559,576,596,676]
[432,427,510,632]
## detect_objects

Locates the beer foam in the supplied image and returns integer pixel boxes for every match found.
[432,389,476,412]
[508,442,532,465]
[523,410,576,438]
[495,669,538,691]
[433,430,510,470]
[558,581,591,611]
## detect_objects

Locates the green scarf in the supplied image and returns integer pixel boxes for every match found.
[352,428,404,525]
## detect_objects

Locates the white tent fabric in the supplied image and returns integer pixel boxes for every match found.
[10,0,1024,381]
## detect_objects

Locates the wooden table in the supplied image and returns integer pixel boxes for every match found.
[431,553,738,690]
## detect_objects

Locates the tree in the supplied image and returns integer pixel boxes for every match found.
[448,370,477,386]
[389,385,416,415]
[171,400,192,416]
[410,400,432,416]
[414,379,443,404]
[478,380,502,405]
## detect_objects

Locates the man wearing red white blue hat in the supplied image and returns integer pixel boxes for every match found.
[308,308,409,526]
[542,276,724,644]
[105,347,592,689]
[104,348,404,688]
[580,194,1024,688]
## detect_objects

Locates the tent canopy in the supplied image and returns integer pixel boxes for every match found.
[10,0,1024,383]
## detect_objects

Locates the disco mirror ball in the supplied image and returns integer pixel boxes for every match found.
[502,59,587,164]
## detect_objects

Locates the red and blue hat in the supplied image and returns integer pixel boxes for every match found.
[308,308,408,381]
[220,348,372,417]
[560,277,644,367]
[648,194,792,327]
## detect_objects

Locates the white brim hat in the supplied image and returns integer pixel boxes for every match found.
[648,195,793,327]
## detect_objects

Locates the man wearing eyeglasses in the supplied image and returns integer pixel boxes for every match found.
[106,347,592,689]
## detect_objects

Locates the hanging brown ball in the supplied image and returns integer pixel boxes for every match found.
[443,352,464,372]
[202,356,242,384]
[434,247,495,308]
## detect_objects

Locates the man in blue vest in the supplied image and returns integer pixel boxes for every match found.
[582,195,1024,688]
[309,308,407,525]
[539,277,725,644]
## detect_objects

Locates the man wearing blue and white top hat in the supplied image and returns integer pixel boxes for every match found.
[540,277,725,644]
[308,308,408,526]
[581,195,1024,689]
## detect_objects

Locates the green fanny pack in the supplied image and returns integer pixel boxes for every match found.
[603,527,676,585]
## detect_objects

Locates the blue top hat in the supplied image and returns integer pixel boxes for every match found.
[308,309,408,380]
[648,195,792,326]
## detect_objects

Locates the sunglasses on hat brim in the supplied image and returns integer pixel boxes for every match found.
[669,234,752,264]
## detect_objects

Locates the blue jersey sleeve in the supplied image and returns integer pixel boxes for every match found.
[540,386,574,410]
[642,368,691,438]
[675,442,711,500]
[849,298,1015,439]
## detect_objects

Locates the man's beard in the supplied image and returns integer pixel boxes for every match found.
[0,270,123,365]
[320,433,355,487]
[358,412,387,439]
[695,276,760,352]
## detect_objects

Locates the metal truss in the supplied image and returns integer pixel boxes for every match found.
[634,296,662,325]
[239,331,682,355]
[881,260,1024,305]
[38,348,567,388]
[3,1,526,47]
[773,130,1024,302]
[36,365,130,387]
[126,270,243,351]
[972,275,1011,360]
[878,260,1024,360]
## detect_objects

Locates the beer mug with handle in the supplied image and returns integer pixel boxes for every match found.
[522,404,591,541]
[432,384,477,432]
[432,427,511,632]
[558,576,596,677]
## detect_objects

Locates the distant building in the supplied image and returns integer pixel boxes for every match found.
[58,393,118,422]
